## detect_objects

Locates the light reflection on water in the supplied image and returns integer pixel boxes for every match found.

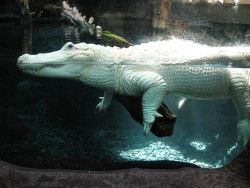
[14,24,250,69]
[119,141,219,168]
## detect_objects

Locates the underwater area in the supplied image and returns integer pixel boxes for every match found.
[0,0,250,172]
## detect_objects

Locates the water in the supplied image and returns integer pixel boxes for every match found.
[0,21,248,170]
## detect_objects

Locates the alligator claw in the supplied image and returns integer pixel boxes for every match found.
[154,111,163,118]
[143,121,152,137]
[96,97,109,112]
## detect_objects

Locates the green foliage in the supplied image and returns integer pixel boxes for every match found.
[101,31,133,47]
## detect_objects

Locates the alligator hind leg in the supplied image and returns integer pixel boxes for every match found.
[128,71,167,136]
[121,71,167,136]
[142,84,167,136]
[230,69,250,147]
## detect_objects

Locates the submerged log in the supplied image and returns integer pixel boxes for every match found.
[17,0,32,23]
[153,0,171,29]
[114,95,177,137]
[17,0,43,24]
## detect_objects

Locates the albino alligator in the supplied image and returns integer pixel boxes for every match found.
[17,39,250,147]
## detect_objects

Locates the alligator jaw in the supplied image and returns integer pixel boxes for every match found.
[17,63,65,72]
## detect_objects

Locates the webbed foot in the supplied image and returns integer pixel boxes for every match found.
[95,91,113,112]
[237,120,250,147]
[96,97,109,112]
[143,111,163,136]
[237,135,249,148]
[143,121,153,137]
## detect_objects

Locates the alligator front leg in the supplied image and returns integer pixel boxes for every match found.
[96,91,113,112]
[123,71,167,136]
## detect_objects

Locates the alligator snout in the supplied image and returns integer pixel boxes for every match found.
[17,54,30,64]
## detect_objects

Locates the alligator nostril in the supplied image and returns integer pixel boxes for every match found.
[17,54,29,64]
[17,57,22,64]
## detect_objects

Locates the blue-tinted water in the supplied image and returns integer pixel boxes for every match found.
[0,21,246,170]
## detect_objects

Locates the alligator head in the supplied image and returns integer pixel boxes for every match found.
[17,42,96,79]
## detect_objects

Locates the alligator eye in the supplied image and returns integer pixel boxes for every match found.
[68,44,74,49]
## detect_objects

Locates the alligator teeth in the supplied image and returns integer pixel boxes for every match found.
[20,64,65,72]
[22,68,39,72]
[47,64,64,68]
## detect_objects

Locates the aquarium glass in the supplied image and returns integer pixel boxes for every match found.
[0,0,249,170]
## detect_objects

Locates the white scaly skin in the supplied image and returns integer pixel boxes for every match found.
[17,40,250,147]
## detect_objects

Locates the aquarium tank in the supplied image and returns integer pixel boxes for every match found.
[0,0,249,174]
